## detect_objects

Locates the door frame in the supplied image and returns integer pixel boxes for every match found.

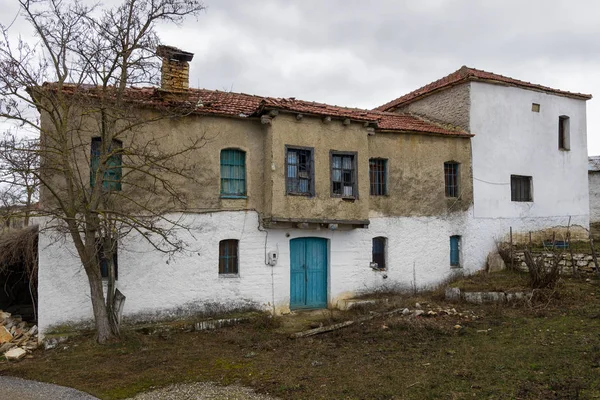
[289,236,329,310]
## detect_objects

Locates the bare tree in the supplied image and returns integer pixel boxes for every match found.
[0,0,206,343]
[0,133,39,227]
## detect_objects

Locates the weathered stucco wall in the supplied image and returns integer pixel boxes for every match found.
[469,82,589,237]
[37,210,472,334]
[396,83,471,130]
[368,132,473,216]
[589,172,600,223]
[267,114,370,222]
[38,208,586,335]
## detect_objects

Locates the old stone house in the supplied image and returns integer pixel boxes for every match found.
[36,47,592,334]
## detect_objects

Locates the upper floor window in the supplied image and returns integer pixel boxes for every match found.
[219,239,239,275]
[511,175,532,202]
[531,103,540,112]
[559,116,570,150]
[372,237,387,270]
[369,158,387,196]
[90,137,122,191]
[331,151,357,198]
[286,146,314,196]
[444,162,459,198]
[220,149,246,197]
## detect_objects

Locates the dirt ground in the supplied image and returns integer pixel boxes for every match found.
[1,271,600,399]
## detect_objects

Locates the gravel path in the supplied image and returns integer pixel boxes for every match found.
[126,382,279,400]
[0,376,99,399]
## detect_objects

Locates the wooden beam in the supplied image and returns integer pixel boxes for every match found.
[261,115,272,125]
[322,116,332,124]
[343,118,351,126]
[269,109,279,117]
[296,113,303,121]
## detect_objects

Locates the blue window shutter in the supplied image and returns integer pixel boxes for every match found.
[450,236,460,267]
[220,149,246,196]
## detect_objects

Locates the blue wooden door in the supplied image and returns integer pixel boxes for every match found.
[290,238,328,309]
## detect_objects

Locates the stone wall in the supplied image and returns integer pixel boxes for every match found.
[512,251,598,275]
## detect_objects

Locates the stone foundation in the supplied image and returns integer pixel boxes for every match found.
[512,251,598,275]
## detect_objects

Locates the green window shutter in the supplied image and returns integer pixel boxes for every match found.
[90,137,122,191]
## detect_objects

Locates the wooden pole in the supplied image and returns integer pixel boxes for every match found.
[510,227,513,271]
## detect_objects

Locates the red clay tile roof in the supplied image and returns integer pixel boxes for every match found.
[44,83,469,137]
[259,97,379,122]
[374,112,470,137]
[375,66,593,112]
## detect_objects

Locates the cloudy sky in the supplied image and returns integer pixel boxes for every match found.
[3,0,600,153]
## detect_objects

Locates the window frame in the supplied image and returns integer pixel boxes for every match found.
[511,175,533,202]
[558,115,570,151]
[444,161,460,198]
[450,235,461,268]
[220,148,247,199]
[372,236,387,270]
[369,158,387,196]
[219,239,239,276]
[330,150,359,199]
[285,145,315,196]
[90,137,123,191]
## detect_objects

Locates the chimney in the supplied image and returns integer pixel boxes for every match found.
[156,45,194,91]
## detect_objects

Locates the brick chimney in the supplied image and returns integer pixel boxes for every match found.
[156,45,194,91]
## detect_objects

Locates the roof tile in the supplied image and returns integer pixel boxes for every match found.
[375,66,592,112]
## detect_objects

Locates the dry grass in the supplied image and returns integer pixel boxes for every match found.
[1,277,600,399]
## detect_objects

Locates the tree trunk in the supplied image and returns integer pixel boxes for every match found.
[87,270,116,344]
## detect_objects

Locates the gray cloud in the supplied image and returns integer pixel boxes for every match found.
[2,0,599,152]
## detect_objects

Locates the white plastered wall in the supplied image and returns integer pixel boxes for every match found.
[588,172,600,223]
[469,82,589,224]
[38,210,480,334]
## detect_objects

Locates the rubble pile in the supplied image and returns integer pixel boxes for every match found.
[0,310,38,361]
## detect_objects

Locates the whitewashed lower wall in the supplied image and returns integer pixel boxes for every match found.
[36,210,588,334]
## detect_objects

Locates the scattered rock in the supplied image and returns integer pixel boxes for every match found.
[311,361,323,367]
[454,325,462,330]
[445,287,461,302]
[414,310,425,317]
[415,303,422,309]
[4,347,27,361]
[0,326,13,344]
[244,352,257,358]
[402,308,410,315]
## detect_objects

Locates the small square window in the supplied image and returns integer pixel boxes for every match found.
[331,151,358,198]
[511,175,532,202]
[532,103,540,112]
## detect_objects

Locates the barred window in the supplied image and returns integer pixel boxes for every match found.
[372,237,387,270]
[331,152,357,198]
[444,162,459,198]
[220,149,246,197]
[286,147,314,195]
[219,239,239,275]
[369,159,387,196]
[511,175,532,202]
